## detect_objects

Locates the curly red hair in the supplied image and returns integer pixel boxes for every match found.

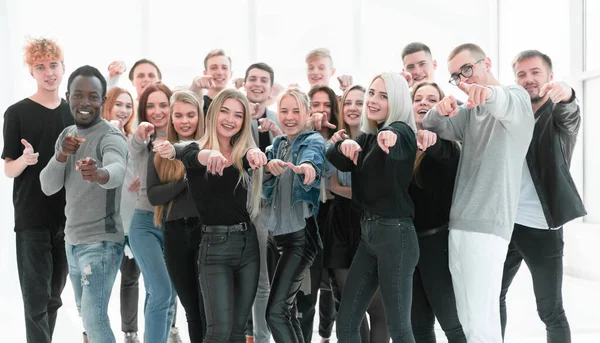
[24,37,64,67]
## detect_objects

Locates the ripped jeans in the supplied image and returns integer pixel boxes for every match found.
[66,241,123,343]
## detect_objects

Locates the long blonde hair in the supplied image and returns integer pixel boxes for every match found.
[200,88,263,218]
[153,91,205,226]
[360,72,417,135]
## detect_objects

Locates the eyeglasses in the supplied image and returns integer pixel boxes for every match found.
[448,59,484,86]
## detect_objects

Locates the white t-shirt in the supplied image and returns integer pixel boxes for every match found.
[515,161,556,230]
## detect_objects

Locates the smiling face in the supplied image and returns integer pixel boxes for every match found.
[403,51,437,84]
[132,63,160,98]
[67,75,104,128]
[205,55,232,91]
[343,89,364,129]
[108,92,133,130]
[412,85,441,129]
[514,56,553,104]
[307,57,335,87]
[278,95,308,138]
[244,68,273,104]
[216,98,244,140]
[171,101,199,140]
[448,50,488,86]
[145,91,170,131]
[31,59,65,92]
[310,91,332,120]
[366,77,389,124]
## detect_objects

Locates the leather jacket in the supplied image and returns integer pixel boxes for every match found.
[526,93,586,228]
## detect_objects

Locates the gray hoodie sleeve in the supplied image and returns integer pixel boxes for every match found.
[99,133,129,189]
[39,128,70,196]
[422,106,468,142]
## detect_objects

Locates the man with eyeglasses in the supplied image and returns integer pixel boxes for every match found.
[422,43,534,343]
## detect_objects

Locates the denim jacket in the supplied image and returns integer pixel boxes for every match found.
[263,130,326,218]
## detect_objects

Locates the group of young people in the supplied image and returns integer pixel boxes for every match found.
[2,36,585,343]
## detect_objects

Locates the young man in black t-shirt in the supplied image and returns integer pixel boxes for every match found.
[1,37,73,343]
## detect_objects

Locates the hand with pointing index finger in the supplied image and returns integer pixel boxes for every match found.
[340,140,362,165]
[246,148,267,170]
[135,122,155,144]
[310,112,336,131]
[337,75,353,92]
[258,118,283,136]
[435,95,460,117]
[539,81,573,103]
[193,75,216,90]
[76,157,101,183]
[266,159,287,176]
[21,139,39,166]
[377,130,397,154]
[417,130,437,151]
[60,133,86,156]
[108,61,126,78]
[458,82,492,109]
[329,129,349,144]
[287,162,316,185]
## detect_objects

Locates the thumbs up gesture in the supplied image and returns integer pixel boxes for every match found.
[21,139,39,166]
[539,81,573,103]
[458,82,492,109]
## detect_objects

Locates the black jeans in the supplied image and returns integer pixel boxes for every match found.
[120,236,141,333]
[16,228,69,343]
[337,217,419,343]
[297,256,337,341]
[500,225,570,343]
[199,222,260,343]
[164,217,206,343]
[267,217,319,343]
[332,268,390,343]
[412,230,465,343]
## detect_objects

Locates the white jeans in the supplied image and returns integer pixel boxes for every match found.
[448,229,509,343]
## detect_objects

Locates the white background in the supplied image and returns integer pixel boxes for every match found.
[0,0,598,341]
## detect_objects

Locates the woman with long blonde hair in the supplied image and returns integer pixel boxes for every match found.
[146,90,205,342]
[327,72,419,342]
[158,88,266,342]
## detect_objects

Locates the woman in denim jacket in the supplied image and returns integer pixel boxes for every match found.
[262,87,326,343]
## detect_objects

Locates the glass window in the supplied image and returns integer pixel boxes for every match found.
[585,0,600,71]
[583,77,600,222]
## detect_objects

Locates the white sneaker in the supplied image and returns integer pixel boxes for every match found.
[124,332,141,343]
[168,327,183,343]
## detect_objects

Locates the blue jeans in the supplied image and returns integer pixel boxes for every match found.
[129,209,176,343]
[336,216,419,343]
[66,241,123,343]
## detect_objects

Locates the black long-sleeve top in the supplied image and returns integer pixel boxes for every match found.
[146,151,199,222]
[408,139,460,233]
[326,121,417,218]
[179,142,251,225]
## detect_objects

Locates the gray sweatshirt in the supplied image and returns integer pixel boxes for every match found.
[422,85,534,241]
[40,120,129,245]
[129,134,155,212]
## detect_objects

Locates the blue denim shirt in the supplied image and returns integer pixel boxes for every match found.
[263,130,326,221]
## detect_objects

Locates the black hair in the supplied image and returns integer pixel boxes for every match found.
[67,65,107,98]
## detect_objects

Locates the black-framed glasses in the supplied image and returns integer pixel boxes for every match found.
[448,59,484,86]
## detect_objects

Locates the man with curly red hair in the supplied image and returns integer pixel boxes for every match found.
[2,37,73,343]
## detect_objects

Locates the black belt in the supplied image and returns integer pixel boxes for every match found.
[417,223,449,238]
[202,222,249,233]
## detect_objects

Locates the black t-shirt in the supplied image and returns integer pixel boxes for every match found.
[257,110,271,152]
[203,95,213,116]
[408,139,460,233]
[327,121,417,218]
[180,142,251,225]
[1,98,74,231]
